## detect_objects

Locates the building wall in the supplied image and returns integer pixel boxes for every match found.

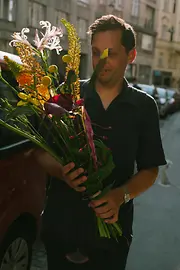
[122,0,158,84]
[153,0,180,88]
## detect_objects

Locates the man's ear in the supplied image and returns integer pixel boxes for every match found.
[128,49,136,64]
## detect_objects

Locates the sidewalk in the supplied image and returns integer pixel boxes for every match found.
[126,112,180,270]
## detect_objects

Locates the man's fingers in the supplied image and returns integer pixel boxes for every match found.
[89,198,107,208]
[74,186,86,192]
[97,209,114,219]
[63,162,75,175]
[93,204,110,214]
[68,168,85,181]
[104,213,118,224]
[71,176,87,188]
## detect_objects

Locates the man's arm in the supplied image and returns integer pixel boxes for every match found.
[28,148,87,192]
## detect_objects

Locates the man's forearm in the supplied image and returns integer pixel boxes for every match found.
[28,148,64,179]
[115,167,158,202]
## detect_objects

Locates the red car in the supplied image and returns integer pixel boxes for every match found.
[0,51,47,269]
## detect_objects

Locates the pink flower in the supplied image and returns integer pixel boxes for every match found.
[34,21,63,54]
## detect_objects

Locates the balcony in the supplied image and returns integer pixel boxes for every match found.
[129,16,156,35]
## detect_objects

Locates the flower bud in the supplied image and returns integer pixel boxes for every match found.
[62,54,72,63]
[48,65,58,73]
[18,92,28,101]
[42,76,52,86]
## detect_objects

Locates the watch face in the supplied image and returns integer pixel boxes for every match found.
[124,194,130,203]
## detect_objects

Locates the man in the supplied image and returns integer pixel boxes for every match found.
[33,15,166,269]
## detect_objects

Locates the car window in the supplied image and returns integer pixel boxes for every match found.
[138,84,154,95]
[156,87,166,98]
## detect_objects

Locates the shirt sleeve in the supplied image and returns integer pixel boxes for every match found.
[136,94,167,171]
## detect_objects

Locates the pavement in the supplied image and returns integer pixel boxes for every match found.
[126,112,180,270]
[31,112,180,270]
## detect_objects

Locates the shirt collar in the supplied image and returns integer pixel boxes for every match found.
[83,78,139,107]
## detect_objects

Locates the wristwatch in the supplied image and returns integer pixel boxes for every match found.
[124,193,131,204]
[123,186,131,204]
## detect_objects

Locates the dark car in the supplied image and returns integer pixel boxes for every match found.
[0,51,47,269]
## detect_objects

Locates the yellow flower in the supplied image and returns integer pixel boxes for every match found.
[48,65,58,73]
[100,48,109,59]
[62,54,72,63]
[17,100,28,106]
[18,92,28,101]
[41,76,52,86]
[36,84,50,103]
[29,97,40,106]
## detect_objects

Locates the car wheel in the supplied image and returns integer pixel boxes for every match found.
[0,221,33,270]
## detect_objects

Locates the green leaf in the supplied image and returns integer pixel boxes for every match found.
[5,106,34,121]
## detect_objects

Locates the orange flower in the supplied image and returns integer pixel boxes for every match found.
[36,84,50,104]
[16,73,33,87]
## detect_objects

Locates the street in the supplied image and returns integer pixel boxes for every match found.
[31,112,180,270]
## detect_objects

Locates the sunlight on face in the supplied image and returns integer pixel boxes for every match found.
[91,30,131,85]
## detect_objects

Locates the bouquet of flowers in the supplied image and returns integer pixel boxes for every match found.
[0,19,122,240]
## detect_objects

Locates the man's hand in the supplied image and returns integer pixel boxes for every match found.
[89,188,124,223]
[62,162,87,192]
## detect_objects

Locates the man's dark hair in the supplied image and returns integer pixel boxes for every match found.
[88,15,136,53]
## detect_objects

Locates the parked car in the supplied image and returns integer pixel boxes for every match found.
[135,83,177,118]
[166,89,180,114]
[0,51,47,269]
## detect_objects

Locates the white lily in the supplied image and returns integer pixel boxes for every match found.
[34,21,63,54]
[9,28,31,47]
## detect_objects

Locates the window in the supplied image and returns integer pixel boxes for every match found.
[0,0,16,21]
[78,0,89,6]
[131,0,139,17]
[77,18,87,39]
[0,40,14,53]
[145,6,155,30]
[54,10,69,34]
[28,1,46,28]
[115,0,122,10]
[173,0,176,13]
[161,24,168,40]
[163,0,169,12]
[139,65,151,84]
[141,34,153,51]
[158,52,164,67]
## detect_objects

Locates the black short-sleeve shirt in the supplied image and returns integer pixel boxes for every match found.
[42,78,166,247]
[82,78,166,188]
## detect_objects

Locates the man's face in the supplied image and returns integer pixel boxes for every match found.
[91,30,134,84]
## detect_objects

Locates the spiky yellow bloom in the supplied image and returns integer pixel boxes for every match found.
[41,76,52,86]
[48,65,58,73]
[16,43,45,84]
[61,19,81,101]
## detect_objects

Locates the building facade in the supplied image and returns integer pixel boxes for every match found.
[153,0,180,88]
[0,0,96,78]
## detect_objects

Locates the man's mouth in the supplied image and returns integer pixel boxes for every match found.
[100,69,110,75]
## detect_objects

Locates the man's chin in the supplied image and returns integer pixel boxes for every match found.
[97,75,111,84]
